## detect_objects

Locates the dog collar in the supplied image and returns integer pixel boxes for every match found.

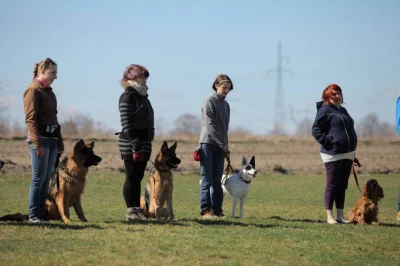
[240,176,252,184]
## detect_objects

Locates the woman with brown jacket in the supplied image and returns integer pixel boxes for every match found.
[23,58,64,224]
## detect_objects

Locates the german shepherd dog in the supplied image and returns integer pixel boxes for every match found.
[140,141,181,221]
[0,139,102,223]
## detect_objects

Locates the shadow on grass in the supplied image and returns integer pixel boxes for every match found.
[189,218,304,229]
[103,219,189,226]
[375,223,400,228]
[269,216,326,224]
[0,221,103,230]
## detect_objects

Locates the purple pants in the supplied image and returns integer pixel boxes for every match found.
[324,159,353,210]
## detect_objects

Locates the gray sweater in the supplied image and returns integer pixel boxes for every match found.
[199,93,230,149]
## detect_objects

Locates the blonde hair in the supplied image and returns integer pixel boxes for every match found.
[33,58,57,80]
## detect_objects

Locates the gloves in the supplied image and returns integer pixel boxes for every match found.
[133,149,144,163]
[353,157,361,167]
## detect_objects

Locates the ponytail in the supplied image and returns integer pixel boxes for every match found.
[33,63,39,80]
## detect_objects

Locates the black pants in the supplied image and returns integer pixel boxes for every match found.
[123,160,148,208]
[324,159,353,210]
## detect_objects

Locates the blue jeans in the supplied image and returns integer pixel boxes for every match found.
[28,138,59,219]
[199,143,225,214]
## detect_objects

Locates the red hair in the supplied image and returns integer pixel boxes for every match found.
[322,84,343,105]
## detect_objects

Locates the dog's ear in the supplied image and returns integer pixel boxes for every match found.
[170,141,177,152]
[250,156,255,168]
[87,140,95,149]
[241,156,248,166]
[74,139,86,151]
[161,140,168,152]
[362,184,368,197]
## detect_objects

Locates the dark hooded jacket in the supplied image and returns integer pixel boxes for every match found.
[311,101,357,155]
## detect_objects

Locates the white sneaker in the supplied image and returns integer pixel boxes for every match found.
[28,217,42,224]
[126,208,140,222]
[134,207,147,220]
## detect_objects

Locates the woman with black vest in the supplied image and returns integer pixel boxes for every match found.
[312,84,358,224]
[118,64,154,222]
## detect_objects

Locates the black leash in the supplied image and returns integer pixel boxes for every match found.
[353,158,362,194]
[55,152,61,192]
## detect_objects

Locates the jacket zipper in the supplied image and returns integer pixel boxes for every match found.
[340,110,356,151]
[133,104,143,114]
[331,113,351,152]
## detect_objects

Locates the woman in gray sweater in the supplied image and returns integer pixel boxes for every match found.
[198,74,232,218]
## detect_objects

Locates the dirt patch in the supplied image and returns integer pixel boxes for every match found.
[0,137,399,175]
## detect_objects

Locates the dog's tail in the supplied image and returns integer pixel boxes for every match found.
[0,213,28,222]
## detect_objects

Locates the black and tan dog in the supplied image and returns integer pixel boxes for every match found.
[45,139,102,223]
[0,139,101,223]
[140,141,181,221]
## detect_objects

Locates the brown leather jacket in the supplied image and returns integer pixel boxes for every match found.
[23,79,64,151]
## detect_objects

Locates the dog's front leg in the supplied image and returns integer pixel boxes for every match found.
[155,194,166,220]
[73,196,87,222]
[166,196,175,221]
[232,197,238,218]
[155,205,161,220]
[239,197,245,219]
[56,193,72,223]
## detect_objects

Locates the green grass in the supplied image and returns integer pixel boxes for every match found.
[1,171,399,266]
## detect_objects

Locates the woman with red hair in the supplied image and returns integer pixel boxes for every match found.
[312,84,358,224]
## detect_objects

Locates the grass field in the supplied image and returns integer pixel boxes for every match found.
[1,170,399,265]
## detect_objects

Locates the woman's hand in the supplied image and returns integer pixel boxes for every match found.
[36,147,45,157]
[223,144,230,156]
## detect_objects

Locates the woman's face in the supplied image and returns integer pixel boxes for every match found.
[215,81,231,97]
[329,89,342,106]
[41,65,58,85]
[134,75,148,86]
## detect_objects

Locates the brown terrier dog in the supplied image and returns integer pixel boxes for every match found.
[348,179,384,225]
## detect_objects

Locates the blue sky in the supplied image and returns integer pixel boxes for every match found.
[0,0,399,135]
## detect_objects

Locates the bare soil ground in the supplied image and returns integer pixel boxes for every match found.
[1,136,399,175]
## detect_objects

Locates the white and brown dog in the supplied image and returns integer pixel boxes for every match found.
[222,156,257,218]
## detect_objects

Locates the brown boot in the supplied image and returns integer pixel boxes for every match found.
[201,209,215,219]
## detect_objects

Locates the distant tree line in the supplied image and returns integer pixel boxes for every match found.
[0,102,397,139]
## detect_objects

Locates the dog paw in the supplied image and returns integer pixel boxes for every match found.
[80,218,88,222]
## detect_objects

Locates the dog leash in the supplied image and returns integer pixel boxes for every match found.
[55,152,61,192]
[221,153,235,185]
[224,153,235,176]
[353,158,362,194]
